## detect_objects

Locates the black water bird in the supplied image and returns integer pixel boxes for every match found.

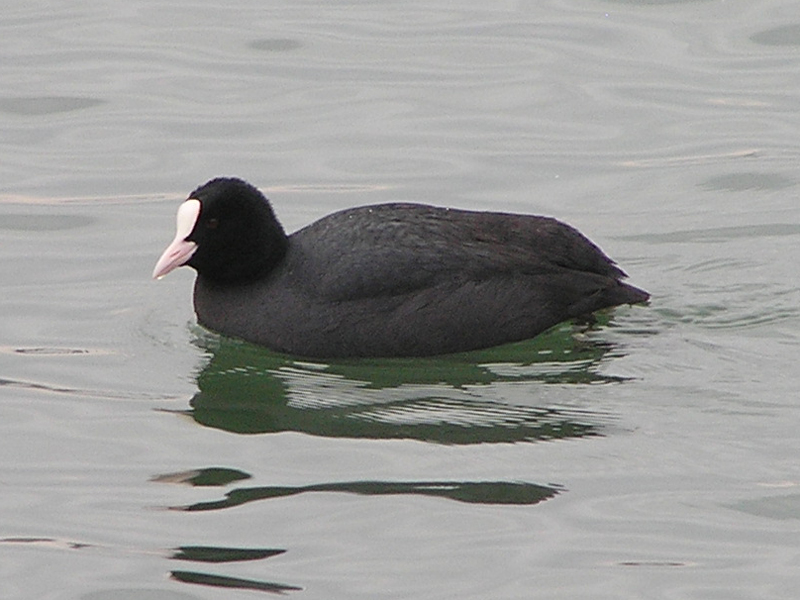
[154,178,648,358]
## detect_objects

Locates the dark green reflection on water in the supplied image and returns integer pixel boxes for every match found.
[160,323,628,594]
[184,321,623,444]
[170,570,302,594]
[173,480,561,512]
[170,545,285,563]
[152,467,251,487]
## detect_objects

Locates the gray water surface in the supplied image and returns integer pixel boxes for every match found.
[2,1,800,598]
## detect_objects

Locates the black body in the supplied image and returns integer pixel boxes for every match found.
[182,178,649,358]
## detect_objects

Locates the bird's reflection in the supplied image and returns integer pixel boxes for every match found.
[170,569,302,594]
[182,320,625,443]
[158,318,637,594]
[166,476,563,511]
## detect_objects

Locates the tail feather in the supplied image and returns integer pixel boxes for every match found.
[568,279,649,318]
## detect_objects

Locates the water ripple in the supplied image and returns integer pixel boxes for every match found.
[0,96,105,116]
[623,223,800,244]
[751,24,800,47]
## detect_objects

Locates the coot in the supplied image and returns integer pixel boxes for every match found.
[154,178,649,358]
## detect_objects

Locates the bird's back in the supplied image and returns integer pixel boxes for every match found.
[194,203,648,357]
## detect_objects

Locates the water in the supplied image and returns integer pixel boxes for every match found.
[2,0,800,598]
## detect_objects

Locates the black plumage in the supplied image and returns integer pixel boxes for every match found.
[156,178,649,358]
